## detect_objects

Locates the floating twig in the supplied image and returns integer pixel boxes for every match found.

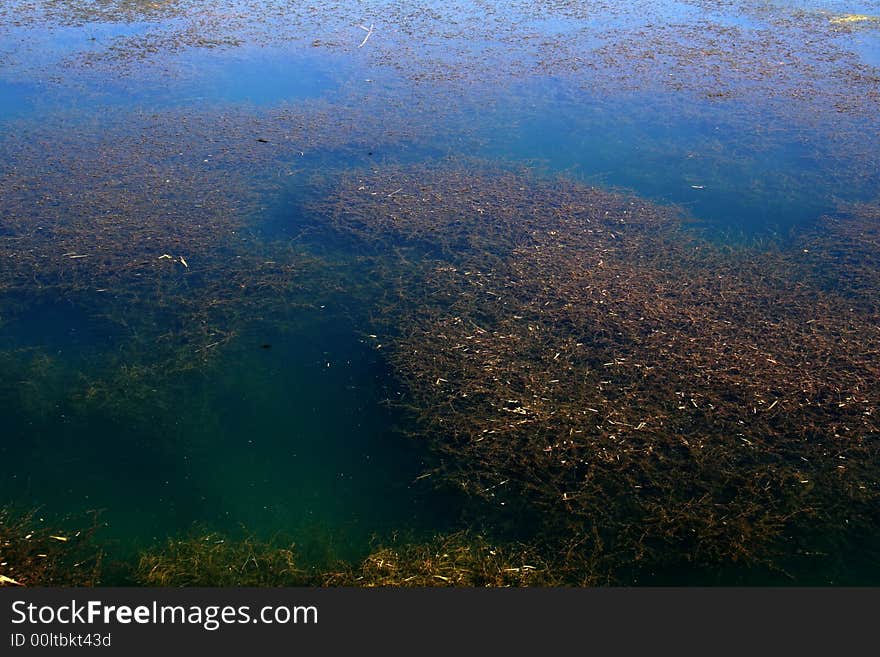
[358,23,374,48]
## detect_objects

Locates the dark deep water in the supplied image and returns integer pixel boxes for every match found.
[1,1,879,584]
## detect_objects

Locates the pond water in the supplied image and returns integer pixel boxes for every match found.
[1,0,878,584]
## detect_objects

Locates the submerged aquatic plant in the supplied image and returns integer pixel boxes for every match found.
[135,530,302,587]
[321,531,568,587]
[308,164,880,584]
[0,507,103,587]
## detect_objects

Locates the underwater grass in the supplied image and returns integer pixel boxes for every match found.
[0,507,103,587]
[306,164,880,584]
[135,529,303,587]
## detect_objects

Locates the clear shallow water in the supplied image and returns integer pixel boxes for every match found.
[475,83,852,236]
[852,31,880,66]
[1,0,879,582]
[0,301,450,563]
[0,79,33,121]
[1,45,346,112]
[168,47,342,106]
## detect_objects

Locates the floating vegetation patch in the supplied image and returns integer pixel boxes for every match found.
[5,0,188,26]
[4,1,878,119]
[829,14,880,28]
